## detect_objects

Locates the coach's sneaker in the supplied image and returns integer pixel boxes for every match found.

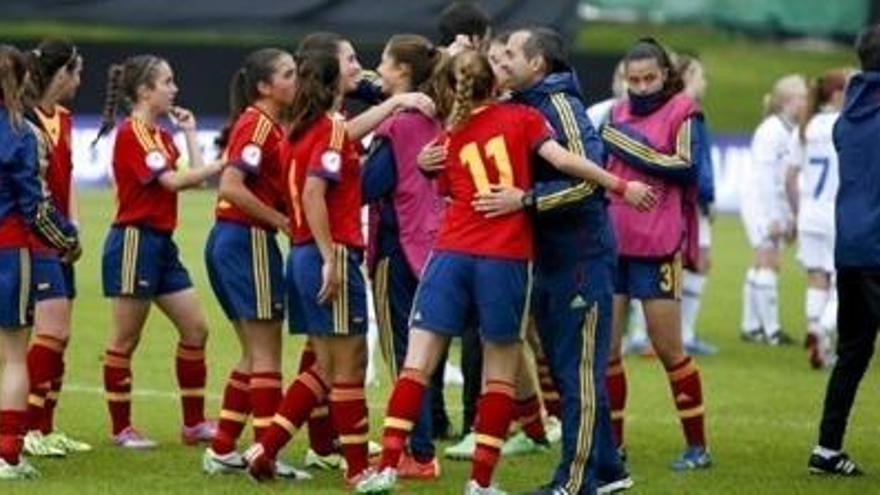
[398,452,441,479]
[43,431,92,453]
[767,330,795,346]
[808,450,864,476]
[181,420,218,445]
[740,329,764,343]
[597,471,635,494]
[464,479,508,495]
[113,426,156,449]
[304,448,345,470]
[23,430,66,457]
[670,445,712,471]
[275,458,312,481]
[355,466,397,494]
[0,457,40,480]
[445,431,476,460]
[202,447,246,475]
[501,431,549,456]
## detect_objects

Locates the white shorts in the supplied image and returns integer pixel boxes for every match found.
[797,231,835,273]
[741,214,777,249]
[698,214,712,249]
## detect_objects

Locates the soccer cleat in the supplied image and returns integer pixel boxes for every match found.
[501,431,549,456]
[464,479,508,495]
[181,419,218,445]
[397,452,441,480]
[112,426,157,449]
[23,430,66,457]
[444,431,476,460]
[670,445,712,471]
[684,337,718,356]
[808,452,864,476]
[243,444,275,482]
[0,457,40,480]
[304,448,345,470]
[43,431,93,453]
[275,458,312,481]
[368,440,382,458]
[767,330,795,346]
[355,467,397,494]
[740,329,764,343]
[545,416,562,444]
[597,471,635,494]
[202,447,247,475]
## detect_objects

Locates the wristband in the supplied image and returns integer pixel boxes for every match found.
[521,190,536,210]
[610,177,628,196]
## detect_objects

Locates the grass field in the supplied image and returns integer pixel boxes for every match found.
[4,189,880,494]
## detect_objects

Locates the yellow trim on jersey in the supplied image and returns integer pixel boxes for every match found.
[251,228,272,319]
[35,201,71,249]
[373,258,397,380]
[35,107,62,146]
[121,227,140,295]
[131,119,159,152]
[550,93,585,156]
[252,115,273,146]
[18,249,30,326]
[602,119,693,169]
[536,181,598,212]
[329,117,346,152]
[564,302,598,494]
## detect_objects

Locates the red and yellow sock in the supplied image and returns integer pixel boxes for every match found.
[26,335,65,432]
[103,349,133,436]
[514,394,546,442]
[260,367,328,459]
[666,356,706,447]
[536,356,561,419]
[176,343,207,428]
[250,371,282,441]
[330,381,369,479]
[298,343,338,455]
[0,410,26,465]
[379,367,427,470]
[41,358,65,435]
[212,370,251,455]
[606,357,627,448]
[471,380,516,488]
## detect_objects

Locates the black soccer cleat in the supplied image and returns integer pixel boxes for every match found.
[808,452,864,477]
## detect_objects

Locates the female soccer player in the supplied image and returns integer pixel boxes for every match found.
[785,69,850,368]
[0,44,80,480]
[356,48,653,495]
[201,48,304,478]
[243,32,434,486]
[600,38,711,470]
[21,38,92,458]
[740,74,807,345]
[94,54,222,449]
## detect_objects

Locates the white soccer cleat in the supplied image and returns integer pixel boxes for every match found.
[23,430,66,457]
[464,479,508,495]
[43,431,92,453]
[0,457,40,480]
[202,447,246,475]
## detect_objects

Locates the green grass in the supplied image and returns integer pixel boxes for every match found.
[5,189,880,494]
[576,22,856,132]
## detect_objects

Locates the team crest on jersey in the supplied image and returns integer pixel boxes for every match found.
[145,150,167,171]
[241,143,263,168]
[321,150,342,174]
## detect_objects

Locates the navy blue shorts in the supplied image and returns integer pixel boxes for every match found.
[102,225,192,299]
[33,253,75,302]
[288,243,367,336]
[0,248,34,328]
[614,253,681,300]
[205,221,284,322]
[410,251,531,344]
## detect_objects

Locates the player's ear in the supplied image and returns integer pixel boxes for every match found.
[256,79,273,98]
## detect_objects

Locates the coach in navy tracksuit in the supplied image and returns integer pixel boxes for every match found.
[490,27,631,494]
[808,25,880,477]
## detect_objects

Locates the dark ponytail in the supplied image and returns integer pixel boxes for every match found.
[27,38,80,102]
[623,37,684,98]
[92,54,166,145]
[0,45,30,130]
[288,48,340,140]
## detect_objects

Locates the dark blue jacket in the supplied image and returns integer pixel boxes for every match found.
[0,109,78,251]
[834,71,880,268]
[512,71,616,266]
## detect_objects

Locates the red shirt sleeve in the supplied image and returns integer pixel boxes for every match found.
[520,107,554,152]
[123,121,174,185]
[306,118,346,183]
[227,115,269,175]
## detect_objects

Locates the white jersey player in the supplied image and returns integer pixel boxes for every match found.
[740,75,807,345]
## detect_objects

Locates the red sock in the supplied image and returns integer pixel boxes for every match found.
[514,395,546,442]
[212,370,251,455]
[41,359,65,434]
[298,343,338,455]
[330,381,369,479]
[666,357,706,447]
[0,410,26,465]
[379,367,427,470]
[536,356,561,418]
[103,349,132,435]
[26,335,64,432]
[250,371,282,441]
[176,343,207,428]
[471,380,516,488]
[606,357,627,448]
[260,367,328,459]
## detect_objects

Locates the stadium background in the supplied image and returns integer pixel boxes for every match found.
[1,1,878,494]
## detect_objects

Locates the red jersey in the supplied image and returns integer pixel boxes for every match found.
[434,103,552,260]
[29,105,74,253]
[282,114,364,247]
[112,117,180,232]
[215,106,286,229]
